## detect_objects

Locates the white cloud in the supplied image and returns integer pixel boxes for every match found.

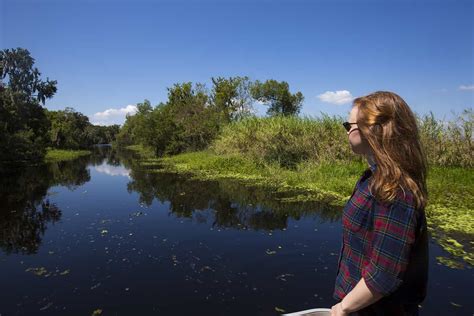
[95,163,130,178]
[317,90,354,105]
[91,104,138,126]
[459,84,474,91]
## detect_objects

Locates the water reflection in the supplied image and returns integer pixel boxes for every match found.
[95,163,130,178]
[0,146,343,254]
[120,150,342,231]
[1,145,344,256]
[1,170,57,254]
[0,154,94,254]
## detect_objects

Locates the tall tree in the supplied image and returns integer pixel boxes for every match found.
[165,82,212,153]
[46,107,93,149]
[0,48,57,163]
[250,79,304,116]
[210,76,254,123]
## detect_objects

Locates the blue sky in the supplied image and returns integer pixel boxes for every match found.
[2,0,473,125]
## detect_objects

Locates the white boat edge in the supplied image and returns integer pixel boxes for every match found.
[281,307,332,315]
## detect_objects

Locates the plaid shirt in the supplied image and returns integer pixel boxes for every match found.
[333,165,428,303]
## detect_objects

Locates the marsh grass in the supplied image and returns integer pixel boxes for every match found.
[211,114,360,168]
[211,110,473,168]
[44,149,91,162]
[419,109,473,168]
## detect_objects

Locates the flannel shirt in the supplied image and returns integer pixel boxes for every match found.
[333,164,428,303]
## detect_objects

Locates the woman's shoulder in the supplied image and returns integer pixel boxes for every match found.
[394,186,422,212]
[355,168,373,192]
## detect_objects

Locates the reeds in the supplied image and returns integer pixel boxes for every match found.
[211,110,473,168]
[418,109,473,168]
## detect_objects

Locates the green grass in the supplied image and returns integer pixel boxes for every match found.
[45,149,91,162]
[127,145,474,267]
[125,145,155,158]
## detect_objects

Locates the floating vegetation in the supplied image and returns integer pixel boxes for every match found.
[59,269,70,276]
[90,282,101,290]
[426,205,474,267]
[39,302,53,311]
[26,267,48,277]
[91,309,103,316]
[129,211,145,217]
[436,257,465,269]
[276,273,294,282]
[200,265,215,273]
[25,267,71,278]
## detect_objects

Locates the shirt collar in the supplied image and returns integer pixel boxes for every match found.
[369,162,377,173]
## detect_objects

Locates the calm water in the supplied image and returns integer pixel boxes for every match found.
[1,146,472,315]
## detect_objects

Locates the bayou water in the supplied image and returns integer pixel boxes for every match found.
[0,146,472,315]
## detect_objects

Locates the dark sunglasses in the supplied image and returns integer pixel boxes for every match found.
[342,122,358,132]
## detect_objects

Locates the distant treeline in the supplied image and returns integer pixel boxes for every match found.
[46,107,119,149]
[0,48,120,164]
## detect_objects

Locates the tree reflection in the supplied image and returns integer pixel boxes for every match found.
[121,150,342,231]
[0,154,92,254]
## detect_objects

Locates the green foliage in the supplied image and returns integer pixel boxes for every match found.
[46,107,91,149]
[250,79,304,116]
[211,114,359,168]
[0,48,56,163]
[210,76,254,123]
[87,124,120,145]
[161,83,222,154]
[0,48,57,105]
[46,108,120,149]
[114,100,154,148]
[115,77,306,156]
[118,83,223,156]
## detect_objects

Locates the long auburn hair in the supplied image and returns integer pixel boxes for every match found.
[353,91,428,210]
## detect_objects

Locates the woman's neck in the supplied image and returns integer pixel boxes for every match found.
[366,154,376,169]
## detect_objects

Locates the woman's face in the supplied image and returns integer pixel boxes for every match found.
[347,106,371,156]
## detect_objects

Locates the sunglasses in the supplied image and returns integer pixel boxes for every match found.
[342,122,358,132]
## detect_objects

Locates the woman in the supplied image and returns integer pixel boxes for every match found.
[331,91,429,316]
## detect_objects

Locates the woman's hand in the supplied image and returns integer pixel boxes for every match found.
[331,302,349,316]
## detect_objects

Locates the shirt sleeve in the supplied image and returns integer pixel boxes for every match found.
[362,198,418,296]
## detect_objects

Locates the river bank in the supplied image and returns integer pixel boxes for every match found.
[126,144,474,268]
[45,148,91,162]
